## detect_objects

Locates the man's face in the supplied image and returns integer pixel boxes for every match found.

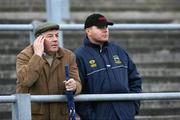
[86,26,109,45]
[42,30,59,55]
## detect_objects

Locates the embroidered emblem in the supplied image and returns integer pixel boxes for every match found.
[113,55,121,64]
[89,59,97,67]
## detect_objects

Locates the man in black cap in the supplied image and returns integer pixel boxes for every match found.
[16,22,82,120]
[75,13,142,120]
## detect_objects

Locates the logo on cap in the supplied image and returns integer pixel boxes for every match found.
[98,17,106,21]
[84,13,114,29]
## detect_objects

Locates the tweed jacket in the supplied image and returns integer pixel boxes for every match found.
[16,45,81,120]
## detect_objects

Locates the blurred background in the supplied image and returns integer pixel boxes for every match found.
[0,0,180,119]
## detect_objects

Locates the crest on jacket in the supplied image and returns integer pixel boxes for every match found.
[113,55,121,64]
[89,59,97,67]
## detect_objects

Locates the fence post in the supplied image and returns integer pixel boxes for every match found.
[29,21,36,44]
[29,20,42,44]
[46,0,70,47]
[12,94,32,120]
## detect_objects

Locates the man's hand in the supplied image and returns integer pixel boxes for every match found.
[64,78,77,91]
[33,35,44,57]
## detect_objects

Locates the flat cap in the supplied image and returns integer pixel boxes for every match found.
[34,22,59,37]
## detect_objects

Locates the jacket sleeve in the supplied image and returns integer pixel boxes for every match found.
[127,54,142,114]
[69,52,82,95]
[75,53,96,120]
[16,52,45,92]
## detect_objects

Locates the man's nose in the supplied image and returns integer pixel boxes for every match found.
[103,27,108,32]
[53,35,58,41]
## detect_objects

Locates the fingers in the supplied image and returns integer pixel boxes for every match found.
[34,35,44,46]
[33,35,45,57]
[64,78,77,91]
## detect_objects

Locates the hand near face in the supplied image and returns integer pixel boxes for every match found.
[64,78,77,92]
[33,35,44,57]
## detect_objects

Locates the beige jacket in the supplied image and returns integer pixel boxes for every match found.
[16,45,81,120]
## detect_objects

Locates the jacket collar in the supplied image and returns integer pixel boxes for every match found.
[42,48,64,60]
[56,48,64,59]
[50,48,64,72]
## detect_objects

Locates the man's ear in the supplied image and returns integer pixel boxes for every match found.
[85,28,91,34]
[85,29,88,33]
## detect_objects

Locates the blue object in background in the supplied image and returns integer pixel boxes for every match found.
[65,64,76,120]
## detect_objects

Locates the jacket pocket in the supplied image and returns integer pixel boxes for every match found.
[32,103,43,114]
[32,113,44,120]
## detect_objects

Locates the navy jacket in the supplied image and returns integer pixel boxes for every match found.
[75,37,142,120]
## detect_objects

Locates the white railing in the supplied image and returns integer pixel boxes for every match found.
[1,93,180,120]
[1,24,180,31]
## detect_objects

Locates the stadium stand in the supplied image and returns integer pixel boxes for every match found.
[0,0,180,119]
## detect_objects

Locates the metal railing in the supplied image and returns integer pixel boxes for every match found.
[1,23,180,31]
[1,93,180,120]
[1,23,180,45]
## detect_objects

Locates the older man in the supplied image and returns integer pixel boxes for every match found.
[16,22,82,120]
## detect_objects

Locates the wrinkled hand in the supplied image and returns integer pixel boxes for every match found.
[33,35,44,57]
[64,78,77,91]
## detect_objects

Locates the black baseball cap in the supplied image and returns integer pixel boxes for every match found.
[84,13,114,29]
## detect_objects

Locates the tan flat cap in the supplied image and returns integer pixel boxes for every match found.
[34,22,59,37]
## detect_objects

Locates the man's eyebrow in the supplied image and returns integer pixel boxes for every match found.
[46,33,55,36]
[46,33,59,36]
[47,33,53,35]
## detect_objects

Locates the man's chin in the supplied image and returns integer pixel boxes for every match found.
[101,39,108,42]
[50,48,58,53]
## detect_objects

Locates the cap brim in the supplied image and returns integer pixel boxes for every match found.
[35,24,59,37]
[96,21,114,28]
[107,21,114,26]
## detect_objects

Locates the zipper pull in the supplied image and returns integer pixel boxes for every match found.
[100,45,103,53]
